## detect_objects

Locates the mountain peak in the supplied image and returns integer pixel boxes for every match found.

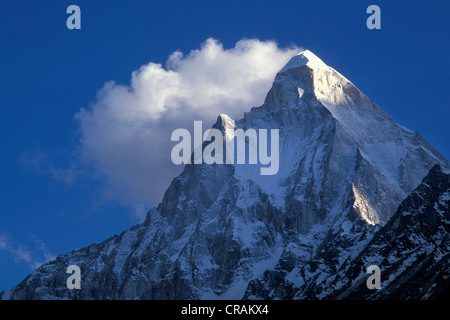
[279,49,328,73]
[212,113,235,132]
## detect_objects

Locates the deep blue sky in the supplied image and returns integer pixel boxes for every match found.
[0,0,448,292]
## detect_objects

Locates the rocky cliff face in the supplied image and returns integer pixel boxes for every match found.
[244,164,450,299]
[336,164,450,299]
[2,50,449,300]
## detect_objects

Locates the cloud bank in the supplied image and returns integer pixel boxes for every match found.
[75,38,300,216]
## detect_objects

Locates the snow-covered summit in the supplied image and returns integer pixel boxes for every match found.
[260,49,448,224]
[279,49,328,73]
[213,113,235,132]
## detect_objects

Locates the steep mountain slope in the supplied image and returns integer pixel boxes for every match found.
[334,164,450,300]
[1,50,448,300]
[245,164,450,299]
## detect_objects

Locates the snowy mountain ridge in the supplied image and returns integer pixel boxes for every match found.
[2,50,449,300]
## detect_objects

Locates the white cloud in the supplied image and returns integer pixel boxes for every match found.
[31,234,57,263]
[0,234,55,270]
[75,38,300,216]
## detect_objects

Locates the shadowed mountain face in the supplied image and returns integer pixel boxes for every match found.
[334,164,450,300]
[2,51,449,300]
[245,164,450,299]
